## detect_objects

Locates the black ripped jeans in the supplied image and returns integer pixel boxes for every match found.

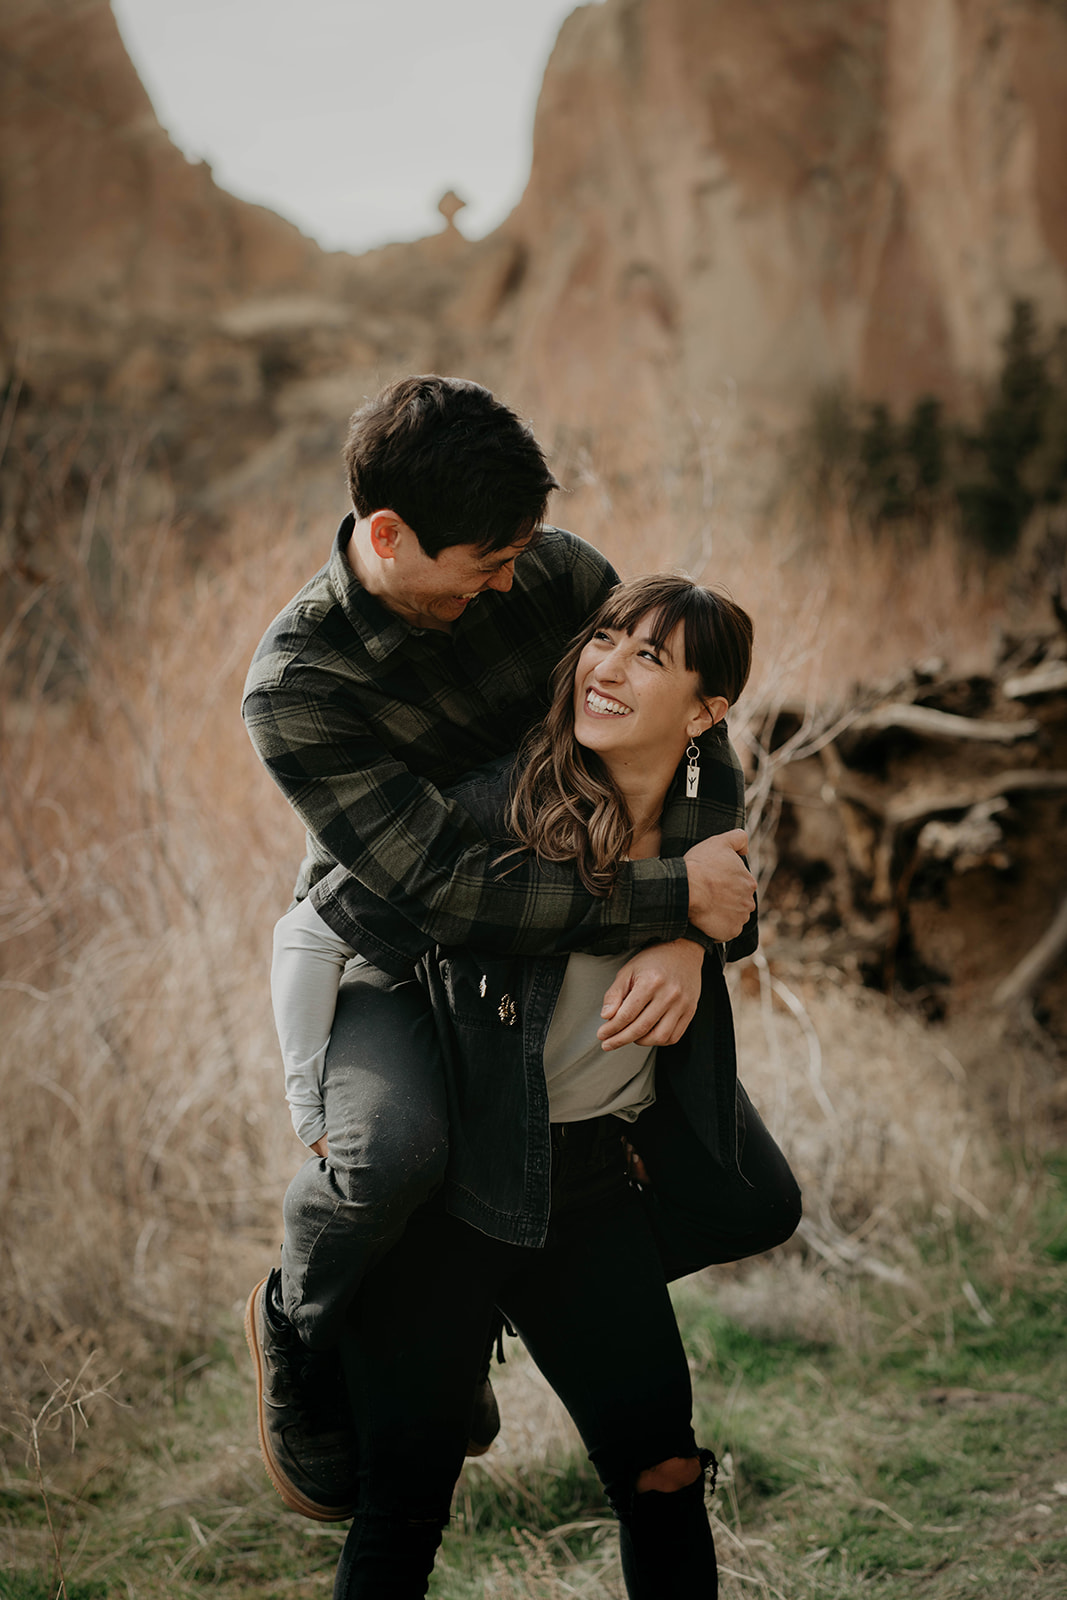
[333,1118,719,1600]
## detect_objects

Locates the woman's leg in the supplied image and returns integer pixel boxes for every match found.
[626,1076,802,1281]
[281,959,450,1349]
[333,1121,718,1598]
[499,1123,718,1599]
[616,1459,717,1600]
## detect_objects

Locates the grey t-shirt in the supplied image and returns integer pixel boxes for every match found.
[544,951,657,1124]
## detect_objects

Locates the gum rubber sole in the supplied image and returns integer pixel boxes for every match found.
[243,1276,356,1522]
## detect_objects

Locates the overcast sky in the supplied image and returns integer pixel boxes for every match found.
[111,0,596,254]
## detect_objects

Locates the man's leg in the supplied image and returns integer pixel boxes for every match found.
[247,960,452,1520]
[282,959,449,1348]
[626,1076,802,1280]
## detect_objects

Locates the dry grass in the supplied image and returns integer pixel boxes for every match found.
[735,969,1000,1239]
[0,480,319,1414]
[725,504,1014,701]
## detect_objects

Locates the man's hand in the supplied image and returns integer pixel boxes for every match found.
[684,829,756,942]
[310,1135,329,1159]
[597,938,705,1050]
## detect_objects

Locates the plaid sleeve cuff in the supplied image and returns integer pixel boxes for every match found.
[625,857,691,943]
[309,876,431,979]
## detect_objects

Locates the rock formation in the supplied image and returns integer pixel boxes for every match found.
[2,1,324,393]
[0,0,482,512]
[2,0,1066,537]
[481,0,1067,498]
[1,0,1064,1087]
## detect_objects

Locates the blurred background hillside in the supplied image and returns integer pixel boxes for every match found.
[2,3,1066,1595]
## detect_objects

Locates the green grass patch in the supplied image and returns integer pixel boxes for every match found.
[0,1580,109,1600]
[1,1242,1065,1598]
[1038,1155,1067,1263]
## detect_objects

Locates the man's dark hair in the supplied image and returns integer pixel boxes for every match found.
[343,375,560,556]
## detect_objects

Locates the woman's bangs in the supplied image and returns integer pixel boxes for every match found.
[595,584,694,657]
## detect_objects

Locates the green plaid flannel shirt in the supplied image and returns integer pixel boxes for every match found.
[242,516,750,958]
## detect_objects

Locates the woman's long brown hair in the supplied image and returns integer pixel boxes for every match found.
[506,574,753,895]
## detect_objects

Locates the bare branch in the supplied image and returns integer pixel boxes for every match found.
[848,703,1038,744]
[1002,660,1067,700]
[992,892,1067,1008]
[884,770,1067,828]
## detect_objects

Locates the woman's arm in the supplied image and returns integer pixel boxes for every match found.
[271,898,356,1150]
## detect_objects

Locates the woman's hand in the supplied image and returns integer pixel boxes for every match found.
[597,938,704,1049]
[310,1135,329,1159]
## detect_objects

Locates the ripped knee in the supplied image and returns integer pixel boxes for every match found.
[604,1447,717,1520]
[635,1454,702,1495]
[633,1446,718,1502]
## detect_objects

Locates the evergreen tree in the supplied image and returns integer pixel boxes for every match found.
[858,402,907,522]
[905,396,944,494]
[1029,326,1067,506]
[963,299,1050,553]
[804,300,1067,553]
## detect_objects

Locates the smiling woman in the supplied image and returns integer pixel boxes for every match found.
[110,0,600,252]
[512,575,755,893]
[573,623,721,791]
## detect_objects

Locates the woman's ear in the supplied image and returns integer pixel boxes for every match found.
[688,697,728,738]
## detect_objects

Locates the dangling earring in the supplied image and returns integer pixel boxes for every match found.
[685,740,701,798]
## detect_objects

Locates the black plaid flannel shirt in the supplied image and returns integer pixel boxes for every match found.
[242,516,751,959]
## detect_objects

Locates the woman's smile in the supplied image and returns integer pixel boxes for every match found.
[584,688,631,717]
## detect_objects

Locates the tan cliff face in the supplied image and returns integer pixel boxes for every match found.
[2,0,1066,528]
[482,0,1067,484]
[1,1,326,385]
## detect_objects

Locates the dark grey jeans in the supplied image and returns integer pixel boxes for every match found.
[281,959,450,1348]
[281,958,801,1350]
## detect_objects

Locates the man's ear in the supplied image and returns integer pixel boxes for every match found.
[688,697,728,738]
[367,511,406,561]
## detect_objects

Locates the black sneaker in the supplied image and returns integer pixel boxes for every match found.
[244,1270,359,1521]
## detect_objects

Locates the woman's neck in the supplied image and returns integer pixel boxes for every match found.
[610,768,674,860]
[627,815,662,860]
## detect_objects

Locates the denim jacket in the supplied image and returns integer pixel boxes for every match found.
[328,739,756,1247]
